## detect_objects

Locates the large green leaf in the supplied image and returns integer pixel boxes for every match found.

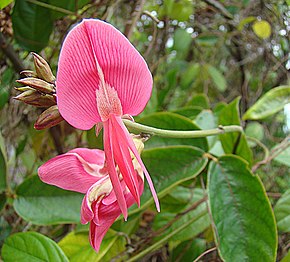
[138,112,208,151]
[153,188,210,242]
[59,229,125,262]
[134,146,208,213]
[1,232,69,262]
[0,133,7,192]
[274,189,290,232]
[243,86,290,120]
[219,98,253,165]
[12,0,54,51]
[13,175,83,225]
[208,155,277,262]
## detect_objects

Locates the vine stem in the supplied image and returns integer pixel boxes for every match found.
[127,209,208,262]
[123,119,243,138]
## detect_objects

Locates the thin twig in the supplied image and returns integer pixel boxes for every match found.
[193,247,217,262]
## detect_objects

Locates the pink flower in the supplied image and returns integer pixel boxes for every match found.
[56,19,159,218]
[38,147,144,251]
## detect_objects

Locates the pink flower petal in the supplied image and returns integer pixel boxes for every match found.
[110,117,140,206]
[38,148,105,194]
[57,19,152,129]
[112,116,160,212]
[89,177,144,252]
[103,120,128,220]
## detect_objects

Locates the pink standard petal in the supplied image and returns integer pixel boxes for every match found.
[89,177,144,252]
[38,148,104,194]
[57,19,153,130]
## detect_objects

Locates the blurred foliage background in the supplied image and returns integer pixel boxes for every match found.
[0,0,289,261]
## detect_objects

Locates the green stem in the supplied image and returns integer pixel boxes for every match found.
[26,0,74,15]
[123,119,243,138]
[127,209,208,262]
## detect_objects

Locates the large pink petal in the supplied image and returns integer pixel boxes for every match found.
[38,148,104,194]
[57,19,152,130]
[89,178,144,252]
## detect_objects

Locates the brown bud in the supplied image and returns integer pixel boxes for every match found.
[34,105,64,130]
[20,70,37,78]
[17,77,55,94]
[32,53,56,83]
[14,90,56,107]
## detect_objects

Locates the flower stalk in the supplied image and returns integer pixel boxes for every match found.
[123,119,243,139]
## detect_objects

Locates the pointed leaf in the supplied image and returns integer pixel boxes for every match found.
[208,155,277,262]
[219,98,253,165]
[13,175,83,225]
[243,86,290,120]
[207,65,227,92]
[1,232,69,262]
[0,133,7,192]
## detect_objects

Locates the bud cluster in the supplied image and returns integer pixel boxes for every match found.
[14,53,63,130]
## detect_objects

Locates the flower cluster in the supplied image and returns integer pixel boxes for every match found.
[37,19,159,251]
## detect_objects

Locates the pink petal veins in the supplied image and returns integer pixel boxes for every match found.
[57,19,152,130]
[38,148,105,194]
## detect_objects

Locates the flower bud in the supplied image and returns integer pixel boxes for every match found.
[14,90,56,107]
[20,70,37,78]
[32,52,56,83]
[17,77,55,94]
[14,86,34,92]
[34,105,64,130]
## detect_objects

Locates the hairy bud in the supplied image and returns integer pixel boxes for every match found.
[17,77,55,94]
[14,90,56,107]
[32,52,55,83]
[34,105,64,130]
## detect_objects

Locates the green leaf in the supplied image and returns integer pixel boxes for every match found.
[194,110,218,148]
[13,175,83,225]
[0,0,13,9]
[138,112,208,151]
[59,229,125,262]
[0,133,7,192]
[134,146,208,213]
[186,93,210,109]
[252,20,271,39]
[195,34,218,46]
[245,122,264,141]
[173,28,192,57]
[12,0,54,51]
[274,189,290,232]
[208,155,277,262]
[274,145,290,167]
[219,98,253,165]
[153,188,210,242]
[0,192,6,212]
[1,232,69,262]
[171,106,202,119]
[237,16,256,30]
[207,65,227,92]
[171,238,206,261]
[243,86,290,120]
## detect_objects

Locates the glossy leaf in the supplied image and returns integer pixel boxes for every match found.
[135,146,208,212]
[243,86,290,120]
[208,155,277,262]
[138,112,208,151]
[0,133,7,192]
[274,189,290,232]
[219,98,253,165]
[59,230,125,262]
[1,232,69,262]
[13,175,83,225]
[12,0,54,51]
